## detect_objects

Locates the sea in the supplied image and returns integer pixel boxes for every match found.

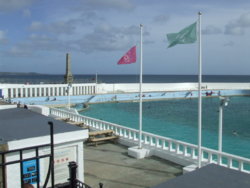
[1,74,250,84]
[1,74,250,160]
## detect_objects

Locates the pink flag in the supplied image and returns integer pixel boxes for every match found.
[117,46,136,65]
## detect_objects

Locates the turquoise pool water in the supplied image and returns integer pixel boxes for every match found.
[78,96,250,158]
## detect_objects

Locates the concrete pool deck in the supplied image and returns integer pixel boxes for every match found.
[84,143,183,188]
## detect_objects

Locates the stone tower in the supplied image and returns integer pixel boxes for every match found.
[64,53,73,84]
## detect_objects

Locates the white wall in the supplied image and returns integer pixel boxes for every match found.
[0,105,50,115]
[97,83,195,94]
[1,82,250,99]
[28,105,50,116]
[0,83,96,99]
[118,138,193,167]
[0,105,16,110]
[5,130,88,187]
[97,83,250,94]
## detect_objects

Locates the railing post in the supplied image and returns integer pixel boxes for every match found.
[128,131,132,139]
[176,144,179,154]
[208,153,212,163]
[162,140,165,149]
[228,158,232,168]
[184,146,187,156]
[144,135,147,144]
[239,161,244,172]
[156,138,159,148]
[169,141,172,151]
[48,121,55,188]
[68,161,78,188]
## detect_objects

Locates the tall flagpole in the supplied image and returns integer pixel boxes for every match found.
[197,12,202,168]
[139,24,143,149]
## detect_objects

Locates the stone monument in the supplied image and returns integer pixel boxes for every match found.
[64,53,73,84]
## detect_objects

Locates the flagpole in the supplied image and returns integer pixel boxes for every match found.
[139,24,143,149]
[197,12,202,168]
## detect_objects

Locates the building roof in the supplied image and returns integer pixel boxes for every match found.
[0,108,83,144]
[152,164,250,188]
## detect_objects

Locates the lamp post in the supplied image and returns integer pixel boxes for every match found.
[67,83,72,109]
[218,97,229,152]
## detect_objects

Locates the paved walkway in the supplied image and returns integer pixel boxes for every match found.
[84,143,183,188]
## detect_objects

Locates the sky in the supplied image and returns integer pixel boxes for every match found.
[0,0,250,75]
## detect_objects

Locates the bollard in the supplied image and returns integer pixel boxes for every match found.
[68,161,78,188]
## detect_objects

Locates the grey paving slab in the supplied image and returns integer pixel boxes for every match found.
[84,143,183,188]
[152,163,250,188]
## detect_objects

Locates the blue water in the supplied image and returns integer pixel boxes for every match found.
[79,97,250,159]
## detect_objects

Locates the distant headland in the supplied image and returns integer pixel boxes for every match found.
[0,72,44,76]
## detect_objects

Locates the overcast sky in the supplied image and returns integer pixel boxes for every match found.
[0,0,250,75]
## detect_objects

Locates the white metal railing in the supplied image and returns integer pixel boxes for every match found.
[50,107,250,173]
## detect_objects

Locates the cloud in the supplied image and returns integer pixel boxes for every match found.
[225,26,244,35]
[81,0,135,11]
[144,40,154,45]
[152,15,170,24]
[225,12,250,35]
[4,23,150,56]
[3,33,71,57]
[29,12,101,35]
[202,25,222,35]
[50,22,76,35]
[0,0,34,12]
[30,21,43,30]
[76,24,149,53]
[122,25,149,36]
[28,33,77,52]
[76,25,134,53]
[5,46,33,57]
[224,41,235,47]
[0,30,8,44]
[29,21,76,35]
[22,9,31,17]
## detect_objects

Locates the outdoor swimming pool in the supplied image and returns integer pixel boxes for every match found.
[77,96,250,159]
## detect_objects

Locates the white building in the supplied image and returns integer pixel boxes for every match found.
[0,107,88,188]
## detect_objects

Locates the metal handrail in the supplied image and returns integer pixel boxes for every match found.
[0,122,55,188]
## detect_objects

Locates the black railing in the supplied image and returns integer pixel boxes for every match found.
[0,121,55,188]
[52,161,103,188]
[67,162,103,188]
[0,121,101,188]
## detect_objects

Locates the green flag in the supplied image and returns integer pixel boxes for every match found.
[167,22,197,48]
